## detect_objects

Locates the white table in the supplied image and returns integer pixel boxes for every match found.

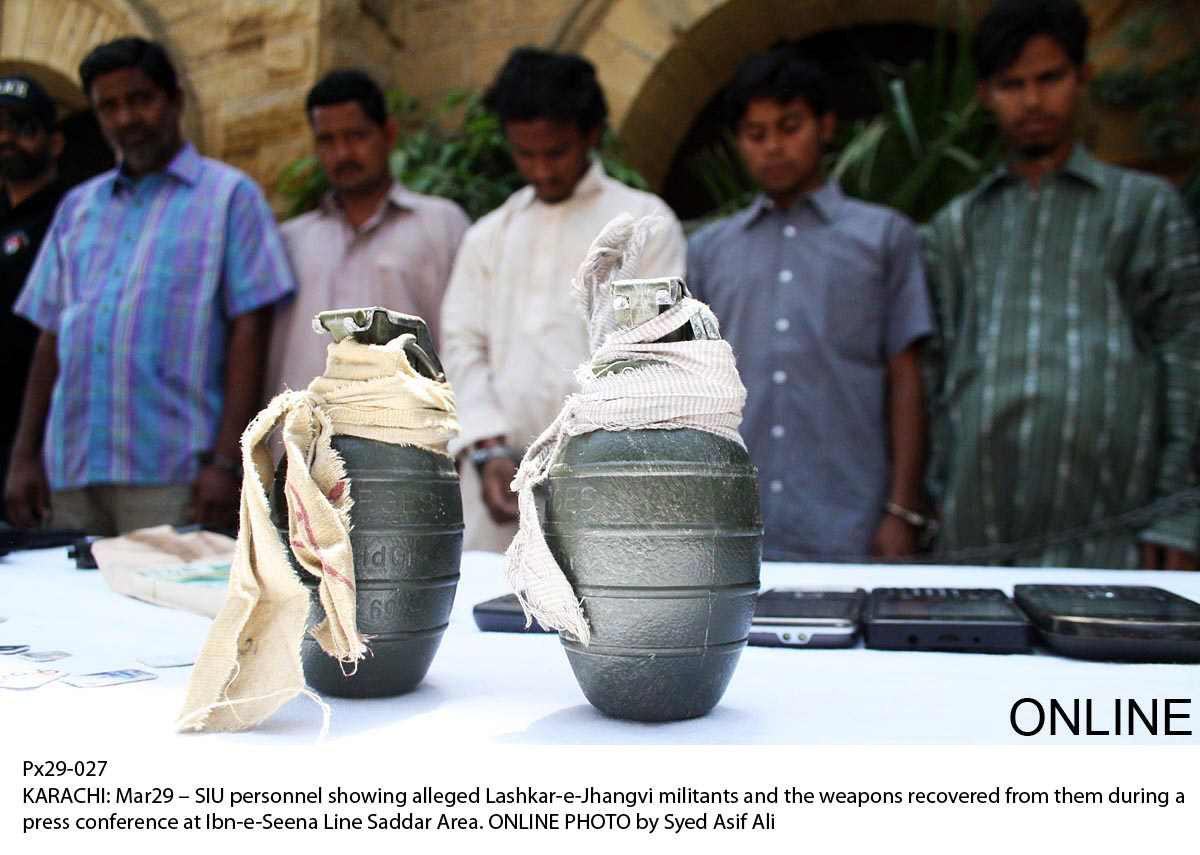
[2,548,1197,746]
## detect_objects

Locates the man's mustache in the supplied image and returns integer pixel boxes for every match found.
[116,126,154,143]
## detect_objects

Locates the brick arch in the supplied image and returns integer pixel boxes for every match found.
[0,0,202,146]
[560,0,972,190]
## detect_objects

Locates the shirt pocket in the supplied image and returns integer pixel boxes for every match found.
[825,258,886,365]
[138,226,220,309]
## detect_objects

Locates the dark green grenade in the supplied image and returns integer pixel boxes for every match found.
[271,308,463,698]
[543,427,762,721]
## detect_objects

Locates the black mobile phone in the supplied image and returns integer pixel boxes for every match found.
[749,588,866,648]
[864,588,1032,654]
[1013,584,1200,663]
[472,594,554,634]
[0,526,86,556]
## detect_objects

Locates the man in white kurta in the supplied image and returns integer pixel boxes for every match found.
[442,156,685,551]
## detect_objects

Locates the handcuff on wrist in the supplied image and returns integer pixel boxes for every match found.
[469,444,515,475]
[884,500,928,529]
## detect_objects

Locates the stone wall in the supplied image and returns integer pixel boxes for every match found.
[1,0,1194,211]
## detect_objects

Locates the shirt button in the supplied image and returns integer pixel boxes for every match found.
[769,479,783,494]
[770,425,785,439]
[782,225,796,238]
[772,370,787,384]
[775,318,790,332]
[778,269,793,284]
[95,344,107,355]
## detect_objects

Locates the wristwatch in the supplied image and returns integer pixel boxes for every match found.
[198,451,241,477]
[884,501,928,529]
[469,444,514,475]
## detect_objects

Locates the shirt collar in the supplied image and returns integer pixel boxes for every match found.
[516,157,606,211]
[319,180,414,228]
[976,142,1104,196]
[806,181,843,222]
[742,180,842,229]
[110,142,201,195]
[1059,144,1105,188]
[0,176,65,214]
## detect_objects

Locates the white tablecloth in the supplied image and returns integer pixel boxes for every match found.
[2,548,1197,745]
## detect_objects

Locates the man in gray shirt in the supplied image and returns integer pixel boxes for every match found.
[687,48,934,561]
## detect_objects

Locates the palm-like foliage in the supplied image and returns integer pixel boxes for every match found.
[687,4,1001,224]
[832,10,1002,224]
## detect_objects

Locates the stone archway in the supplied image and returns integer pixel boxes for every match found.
[1,0,151,95]
[0,0,203,153]
[560,0,971,190]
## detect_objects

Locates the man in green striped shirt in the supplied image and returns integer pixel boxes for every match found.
[923,0,1200,569]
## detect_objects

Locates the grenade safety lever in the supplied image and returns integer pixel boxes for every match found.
[610,277,719,342]
[313,307,446,380]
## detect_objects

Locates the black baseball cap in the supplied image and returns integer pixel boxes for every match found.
[0,74,57,129]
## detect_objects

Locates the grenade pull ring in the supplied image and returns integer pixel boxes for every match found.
[395,334,445,383]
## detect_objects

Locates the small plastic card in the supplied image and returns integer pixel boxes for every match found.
[0,669,65,689]
[138,654,194,668]
[62,669,159,688]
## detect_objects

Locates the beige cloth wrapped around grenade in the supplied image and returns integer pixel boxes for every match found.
[177,336,457,733]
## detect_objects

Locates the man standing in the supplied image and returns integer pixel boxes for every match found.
[923,0,1200,568]
[267,70,469,396]
[1,74,67,522]
[441,48,686,552]
[5,38,295,535]
[688,49,934,561]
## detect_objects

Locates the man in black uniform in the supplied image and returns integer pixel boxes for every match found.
[0,73,66,522]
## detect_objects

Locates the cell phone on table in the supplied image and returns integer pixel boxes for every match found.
[1013,584,1200,663]
[472,594,554,633]
[749,588,866,648]
[864,588,1031,654]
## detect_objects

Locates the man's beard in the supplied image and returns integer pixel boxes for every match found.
[0,145,51,182]
[1014,142,1057,161]
[115,126,179,175]
[120,138,171,173]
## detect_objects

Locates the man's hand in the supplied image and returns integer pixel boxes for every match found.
[870,513,918,559]
[480,456,520,524]
[190,465,240,531]
[1139,543,1197,571]
[6,330,57,529]
[4,456,50,528]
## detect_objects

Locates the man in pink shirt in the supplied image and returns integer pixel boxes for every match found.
[267,70,469,395]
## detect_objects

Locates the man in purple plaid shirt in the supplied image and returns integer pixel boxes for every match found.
[5,38,295,535]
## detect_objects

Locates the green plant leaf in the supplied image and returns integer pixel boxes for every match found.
[890,78,922,157]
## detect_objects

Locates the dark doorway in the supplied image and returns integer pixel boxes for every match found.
[661,23,948,220]
[58,108,115,188]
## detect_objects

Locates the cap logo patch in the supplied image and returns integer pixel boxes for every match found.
[4,230,30,255]
[0,79,30,99]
